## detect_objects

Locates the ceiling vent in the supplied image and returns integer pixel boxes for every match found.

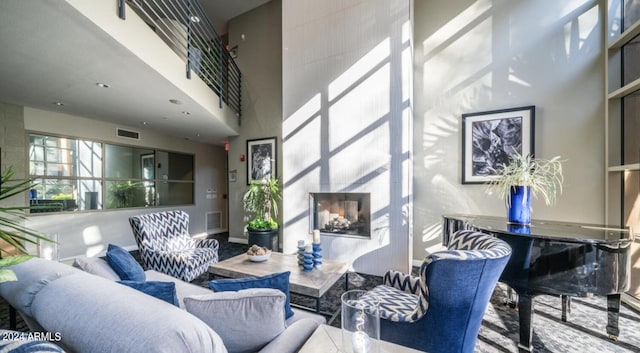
[116,128,140,140]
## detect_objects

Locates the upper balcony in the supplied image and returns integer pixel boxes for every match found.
[0,0,241,144]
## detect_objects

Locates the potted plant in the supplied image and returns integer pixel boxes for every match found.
[0,167,52,282]
[487,151,564,225]
[243,178,281,250]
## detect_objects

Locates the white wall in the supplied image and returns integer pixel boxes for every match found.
[282,0,413,276]
[20,107,228,260]
[412,0,605,260]
[227,0,283,244]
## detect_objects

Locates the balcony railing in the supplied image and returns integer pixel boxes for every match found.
[118,0,242,119]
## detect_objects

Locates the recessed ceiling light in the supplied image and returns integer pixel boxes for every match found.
[141,121,148,125]
[169,99,182,105]
[53,102,64,106]
[182,111,191,115]
[96,82,110,88]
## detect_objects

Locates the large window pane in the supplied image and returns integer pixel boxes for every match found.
[623,35,640,86]
[29,134,102,178]
[624,90,640,164]
[105,145,154,179]
[624,0,640,31]
[105,180,151,209]
[157,151,194,181]
[29,178,102,213]
[157,182,194,206]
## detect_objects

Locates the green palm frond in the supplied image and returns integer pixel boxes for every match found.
[0,166,53,255]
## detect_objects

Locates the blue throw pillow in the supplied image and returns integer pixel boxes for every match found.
[118,281,179,306]
[106,244,145,282]
[209,271,294,319]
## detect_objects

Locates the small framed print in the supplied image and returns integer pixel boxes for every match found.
[247,137,277,184]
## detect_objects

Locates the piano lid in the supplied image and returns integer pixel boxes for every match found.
[444,214,631,245]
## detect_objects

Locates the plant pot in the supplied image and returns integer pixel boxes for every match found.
[247,228,279,251]
[508,185,531,225]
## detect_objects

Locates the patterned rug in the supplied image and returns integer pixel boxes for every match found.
[2,233,639,352]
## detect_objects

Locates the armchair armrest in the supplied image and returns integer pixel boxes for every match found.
[195,238,219,250]
[258,318,320,353]
[383,270,421,295]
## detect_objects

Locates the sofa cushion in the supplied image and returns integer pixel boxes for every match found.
[145,270,210,308]
[209,271,294,319]
[118,280,179,306]
[184,288,287,353]
[30,271,227,353]
[72,256,120,281]
[0,258,79,317]
[105,244,145,282]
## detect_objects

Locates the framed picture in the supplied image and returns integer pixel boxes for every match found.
[247,137,277,184]
[461,106,535,184]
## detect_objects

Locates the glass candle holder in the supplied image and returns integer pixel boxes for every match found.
[38,233,59,261]
[341,290,380,353]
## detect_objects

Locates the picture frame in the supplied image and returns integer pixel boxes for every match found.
[461,106,535,184]
[247,137,277,184]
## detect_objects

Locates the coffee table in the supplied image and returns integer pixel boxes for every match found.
[299,325,424,353]
[208,252,349,313]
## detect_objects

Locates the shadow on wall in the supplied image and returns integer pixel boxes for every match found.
[282,0,412,275]
[413,0,603,257]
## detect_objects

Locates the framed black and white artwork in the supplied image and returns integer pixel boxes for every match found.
[247,137,277,184]
[461,106,535,184]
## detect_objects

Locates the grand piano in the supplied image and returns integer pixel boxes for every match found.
[442,215,631,352]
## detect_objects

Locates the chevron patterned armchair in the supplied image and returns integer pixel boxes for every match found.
[362,230,511,353]
[129,210,219,282]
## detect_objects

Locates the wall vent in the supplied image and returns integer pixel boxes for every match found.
[116,128,140,140]
[206,211,223,232]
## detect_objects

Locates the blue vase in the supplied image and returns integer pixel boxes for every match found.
[508,186,531,225]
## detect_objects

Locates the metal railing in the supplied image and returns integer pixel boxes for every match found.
[119,0,242,119]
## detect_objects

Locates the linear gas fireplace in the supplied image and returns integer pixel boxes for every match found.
[309,192,371,238]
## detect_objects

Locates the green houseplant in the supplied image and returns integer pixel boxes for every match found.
[487,151,564,224]
[243,178,281,250]
[0,167,52,282]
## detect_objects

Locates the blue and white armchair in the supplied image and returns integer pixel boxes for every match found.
[129,210,219,282]
[362,230,511,353]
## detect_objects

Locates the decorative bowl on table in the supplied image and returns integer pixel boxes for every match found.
[246,245,271,262]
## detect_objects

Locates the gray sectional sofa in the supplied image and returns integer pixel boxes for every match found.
[0,257,325,353]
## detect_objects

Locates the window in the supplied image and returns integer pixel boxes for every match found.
[28,133,194,213]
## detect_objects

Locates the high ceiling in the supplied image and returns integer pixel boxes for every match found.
[0,0,270,145]
[200,0,272,35]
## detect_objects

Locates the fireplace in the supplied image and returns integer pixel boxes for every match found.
[309,193,371,238]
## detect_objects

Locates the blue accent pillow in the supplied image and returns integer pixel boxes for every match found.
[118,280,179,306]
[106,244,145,282]
[209,271,294,319]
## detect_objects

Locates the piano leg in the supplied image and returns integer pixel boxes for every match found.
[606,294,621,340]
[517,294,534,353]
[561,295,571,322]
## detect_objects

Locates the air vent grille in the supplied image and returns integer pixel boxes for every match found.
[116,128,140,140]
[206,211,223,231]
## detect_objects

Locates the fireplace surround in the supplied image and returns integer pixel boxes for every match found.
[309,193,371,238]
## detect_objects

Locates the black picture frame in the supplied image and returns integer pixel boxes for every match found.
[461,106,535,184]
[247,137,277,184]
